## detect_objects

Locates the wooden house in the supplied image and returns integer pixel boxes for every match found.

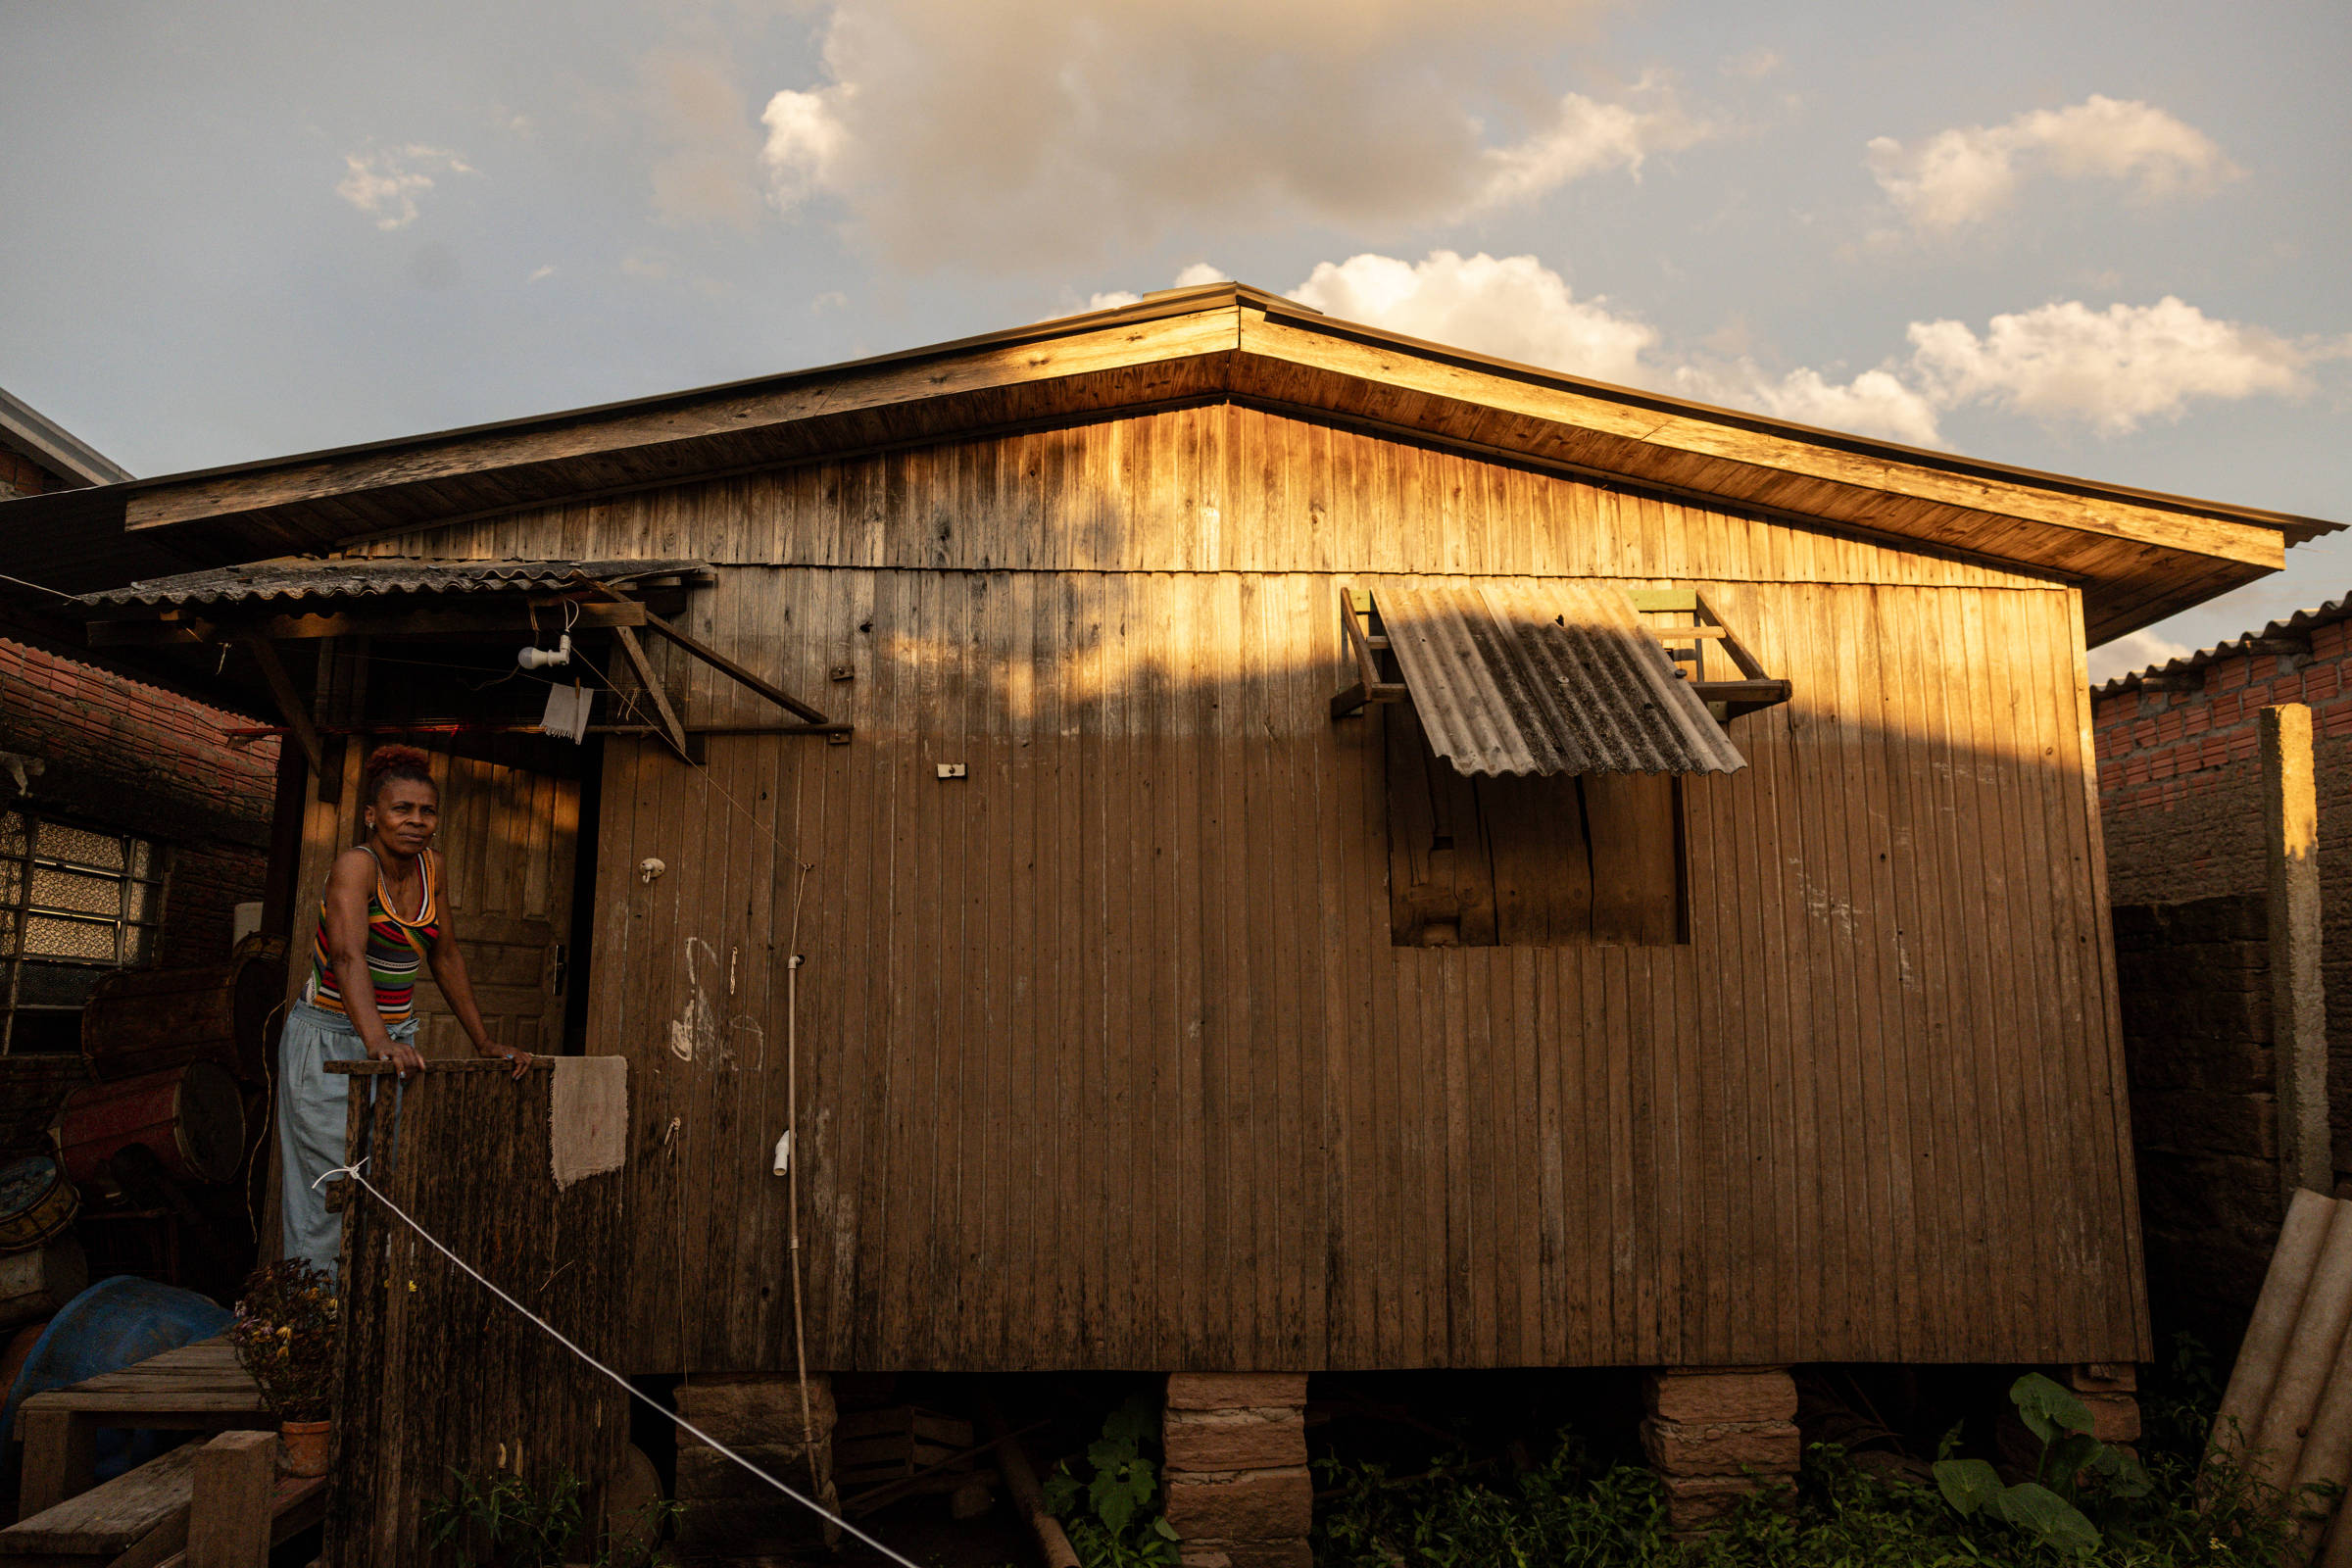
[0,283,2335,1547]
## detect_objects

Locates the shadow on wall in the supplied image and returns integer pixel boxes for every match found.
[2115,893,2287,1366]
[532,558,2153,1379]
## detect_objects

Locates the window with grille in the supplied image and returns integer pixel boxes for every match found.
[0,809,166,1053]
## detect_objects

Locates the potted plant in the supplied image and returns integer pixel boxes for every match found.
[228,1258,340,1476]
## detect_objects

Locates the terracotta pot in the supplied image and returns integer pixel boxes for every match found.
[279,1419,330,1477]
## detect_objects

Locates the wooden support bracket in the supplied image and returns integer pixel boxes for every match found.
[235,637,326,781]
[612,625,693,762]
[1633,587,1788,721]
[1331,587,1408,718]
[572,573,847,743]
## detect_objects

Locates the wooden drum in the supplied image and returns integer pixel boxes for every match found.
[53,1062,247,1187]
[79,939,287,1086]
[0,1155,79,1252]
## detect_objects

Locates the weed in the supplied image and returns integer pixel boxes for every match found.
[1313,1423,2301,1566]
[1044,1393,1183,1568]
[420,1467,684,1568]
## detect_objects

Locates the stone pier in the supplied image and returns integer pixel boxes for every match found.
[1161,1373,1312,1568]
[1640,1366,1801,1535]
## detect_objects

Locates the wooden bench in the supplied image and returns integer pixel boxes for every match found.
[14,1338,269,1521]
[0,1432,325,1568]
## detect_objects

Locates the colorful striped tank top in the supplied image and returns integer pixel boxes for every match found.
[306,847,439,1024]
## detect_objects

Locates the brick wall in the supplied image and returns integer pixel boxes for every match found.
[2114,894,2277,1350]
[0,445,48,500]
[0,636,278,973]
[2095,615,2352,1175]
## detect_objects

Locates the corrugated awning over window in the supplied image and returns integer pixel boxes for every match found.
[1374,582,1747,777]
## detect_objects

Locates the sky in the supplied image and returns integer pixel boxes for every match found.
[2,0,2346,681]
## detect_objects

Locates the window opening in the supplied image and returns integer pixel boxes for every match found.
[0,808,167,1054]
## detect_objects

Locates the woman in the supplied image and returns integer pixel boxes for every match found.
[277,744,534,1273]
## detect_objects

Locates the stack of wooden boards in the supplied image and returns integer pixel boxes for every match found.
[2209,1188,2352,1561]
[836,1404,995,1516]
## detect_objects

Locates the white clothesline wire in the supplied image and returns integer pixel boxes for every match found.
[312,1159,923,1568]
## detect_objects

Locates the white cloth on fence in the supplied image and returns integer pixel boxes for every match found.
[549,1054,628,1189]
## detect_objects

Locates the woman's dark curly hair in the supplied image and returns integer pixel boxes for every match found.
[363,744,435,805]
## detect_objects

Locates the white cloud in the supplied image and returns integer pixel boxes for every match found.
[1171,263,1229,287]
[527,265,556,283]
[755,0,1701,266]
[335,144,475,230]
[1671,362,1944,447]
[1721,47,1783,80]
[1906,297,2337,434]
[1463,79,1709,217]
[1281,252,2340,448]
[1867,95,2234,231]
[760,83,854,209]
[2087,627,2192,685]
[1291,251,1657,385]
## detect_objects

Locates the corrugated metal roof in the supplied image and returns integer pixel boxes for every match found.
[2094,594,2352,699]
[72,558,710,611]
[1377,582,1746,776]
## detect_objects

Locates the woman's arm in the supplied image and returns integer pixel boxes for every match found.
[424,859,534,1080]
[322,849,424,1079]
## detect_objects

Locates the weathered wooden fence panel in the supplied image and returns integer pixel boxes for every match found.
[325,1059,626,1568]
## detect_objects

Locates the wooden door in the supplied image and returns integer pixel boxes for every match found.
[412,745,579,1059]
[288,735,580,1059]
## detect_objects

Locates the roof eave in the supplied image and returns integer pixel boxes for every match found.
[0,386,133,488]
[1,282,2332,641]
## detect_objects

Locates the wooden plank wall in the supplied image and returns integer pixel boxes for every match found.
[368,405,2146,1373]
[327,1062,627,1567]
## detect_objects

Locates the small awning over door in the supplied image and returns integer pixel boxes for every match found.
[1375,582,1747,776]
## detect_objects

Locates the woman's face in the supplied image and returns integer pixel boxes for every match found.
[367,778,440,857]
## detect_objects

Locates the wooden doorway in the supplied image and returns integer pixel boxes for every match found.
[288,735,581,1058]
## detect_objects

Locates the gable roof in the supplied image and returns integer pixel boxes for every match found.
[0,386,133,488]
[0,282,2331,643]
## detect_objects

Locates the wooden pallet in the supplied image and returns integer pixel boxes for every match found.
[832,1406,976,1493]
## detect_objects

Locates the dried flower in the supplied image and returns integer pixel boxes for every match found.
[231,1260,341,1424]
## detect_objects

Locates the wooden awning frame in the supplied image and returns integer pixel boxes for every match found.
[78,569,849,778]
[1332,585,1792,725]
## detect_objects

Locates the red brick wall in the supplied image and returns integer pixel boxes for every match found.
[0,445,50,500]
[0,637,279,970]
[2095,613,2352,1176]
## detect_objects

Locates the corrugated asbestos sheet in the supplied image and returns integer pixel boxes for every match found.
[73,558,709,611]
[1377,581,1746,776]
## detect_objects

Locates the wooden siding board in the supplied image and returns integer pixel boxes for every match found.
[350,415,2158,1373]
[2064,588,2153,1356]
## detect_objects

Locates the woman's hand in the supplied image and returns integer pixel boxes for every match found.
[479,1045,536,1081]
[368,1035,426,1081]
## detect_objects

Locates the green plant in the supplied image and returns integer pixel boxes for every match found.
[227,1258,339,1423]
[421,1467,683,1568]
[1932,1373,2151,1555]
[1313,1424,2300,1567]
[1043,1393,1182,1568]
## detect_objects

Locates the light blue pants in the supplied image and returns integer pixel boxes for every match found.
[276,1002,416,1276]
